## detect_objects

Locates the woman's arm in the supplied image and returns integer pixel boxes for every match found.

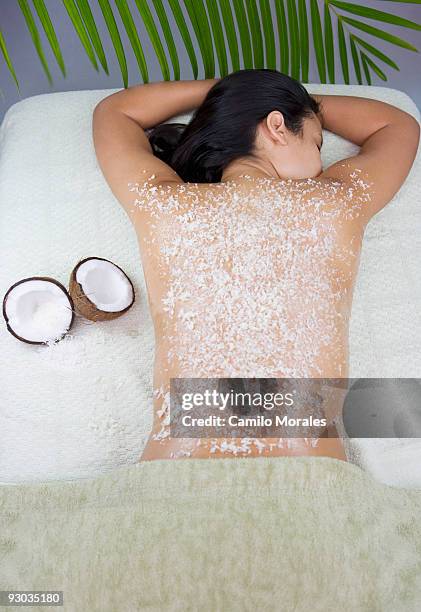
[313,93,417,147]
[315,94,420,222]
[93,79,219,216]
[97,78,220,128]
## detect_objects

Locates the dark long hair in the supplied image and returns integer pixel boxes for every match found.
[147,69,321,183]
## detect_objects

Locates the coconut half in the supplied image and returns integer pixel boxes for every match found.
[2,276,75,345]
[69,257,135,322]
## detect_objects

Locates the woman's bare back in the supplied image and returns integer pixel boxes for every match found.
[92,84,419,463]
[127,171,372,461]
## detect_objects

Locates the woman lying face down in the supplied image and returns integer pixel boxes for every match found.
[92,68,420,462]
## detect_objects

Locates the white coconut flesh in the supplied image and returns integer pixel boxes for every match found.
[4,279,73,343]
[76,259,133,312]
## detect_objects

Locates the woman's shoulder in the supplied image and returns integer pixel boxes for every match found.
[127,177,212,218]
[129,176,242,200]
[128,174,365,220]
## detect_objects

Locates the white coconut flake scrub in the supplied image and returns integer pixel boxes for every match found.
[126,167,372,461]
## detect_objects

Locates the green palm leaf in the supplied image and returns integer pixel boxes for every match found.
[196,0,217,77]
[287,0,300,79]
[349,35,362,84]
[8,0,421,92]
[324,3,335,83]
[114,0,148,82]
[62,0,99,70]
[274,0,289,74]
[337,17,350,83]
[362,52,388,80]
[18,0,52,84]
[184,0,215,78]
[75,0,108,73]
[298,0,309,81]
[0,28,20,89]
[133,0,170,80]
[167,0,198,79]
[360,51,372,84]
[261,0,277,69]
[32,0,66,77]
[218,0,240,72]
[205,0,229,76]
[351,34,399,70]
[341,16,419,52]
[245,0,264,68]
[150,0,180,79]
[310,0,326,82]
[194,0,216,77]
[98,0,128,87]
[232,0,253,68]
[330,1,421,31]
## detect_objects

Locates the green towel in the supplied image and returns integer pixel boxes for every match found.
[1,456,421,611]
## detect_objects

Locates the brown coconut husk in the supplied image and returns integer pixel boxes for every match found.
[68,256,135,322]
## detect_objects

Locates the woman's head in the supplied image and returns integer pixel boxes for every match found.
[147,69,323,183]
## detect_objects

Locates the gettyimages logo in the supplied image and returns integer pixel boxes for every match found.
[169,378,421,439]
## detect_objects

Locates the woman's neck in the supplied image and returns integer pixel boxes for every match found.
[220,159,280,183]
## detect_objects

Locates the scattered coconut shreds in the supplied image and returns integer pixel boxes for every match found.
[36,326,118,370]
[128,167,372,458]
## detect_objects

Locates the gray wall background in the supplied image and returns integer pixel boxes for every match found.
[1,0,421,125]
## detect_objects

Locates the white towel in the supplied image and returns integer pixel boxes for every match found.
[1,83,420,485]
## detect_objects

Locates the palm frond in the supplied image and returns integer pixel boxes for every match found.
[218,0,240,72]
[183,0,215,78]
[150,0,180,79]
[231,0,253,68]
[193,0,216,78]
[18,0,52,84]
[341,16,419,52]
[380,0,421,3]
[97,0,128,87]
[287,0,300,79]
[33,0,66,77]
[274,0,289,74]
[337,17,350,83]
[330,1,421,31]
[75,0,109,73]
[310,0,326,82]
[62,0,99,71]
[167,0,198,79]
[351,34,399,70]
[360,51,372,84]
[0,28,20,89]
[205,0,229,76]
[114,0,148,83]
[324,3,335,83]
[6,0,421,91]
[261,0,276,70]
[349,35,362,84]
[363,52,388,80]
[133,0,171,80]
[245,0,264,68]
[298,0,309,81]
